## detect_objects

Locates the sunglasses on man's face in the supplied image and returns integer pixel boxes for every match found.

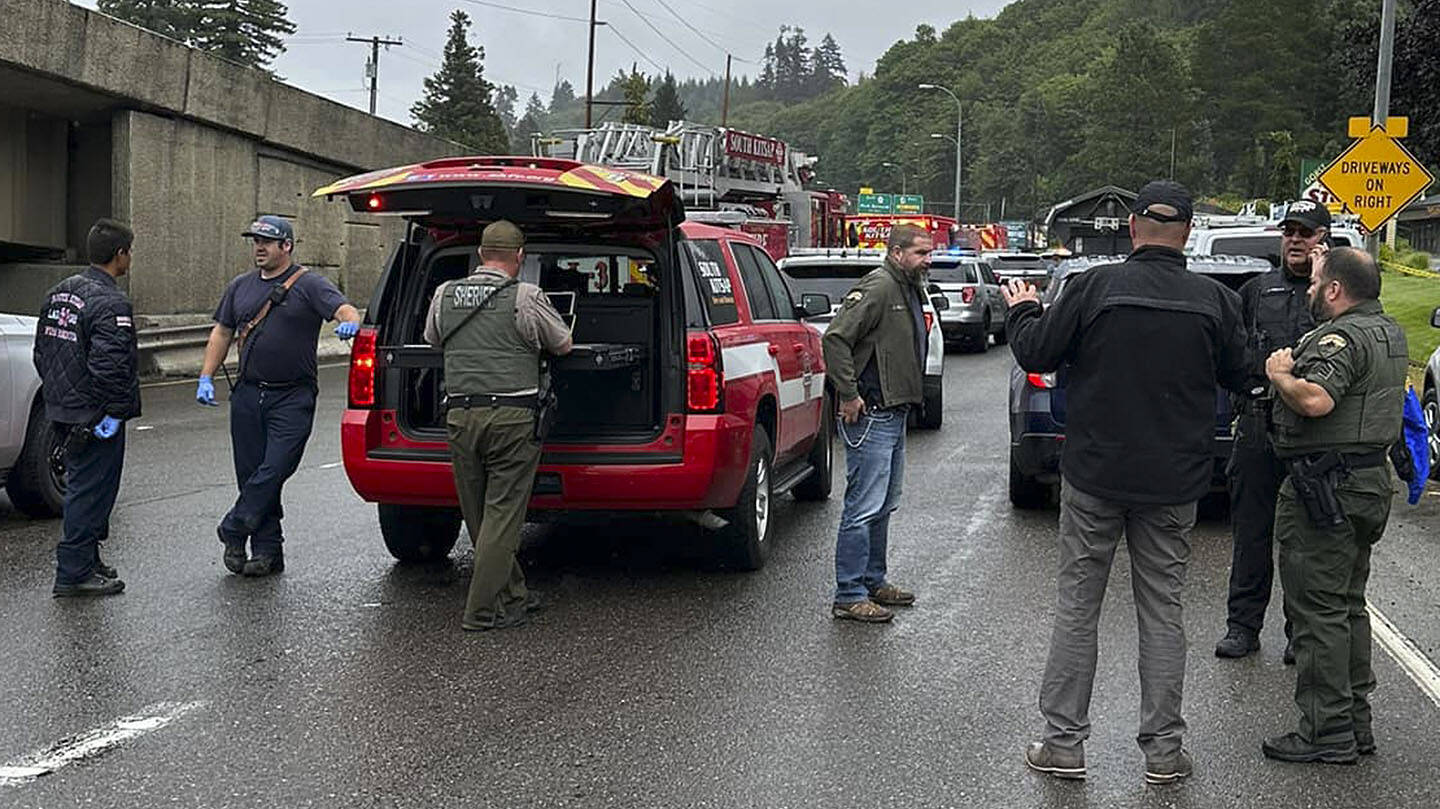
[1281,224,1317,238]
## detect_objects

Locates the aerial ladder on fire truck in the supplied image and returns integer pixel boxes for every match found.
[531,121,845,258]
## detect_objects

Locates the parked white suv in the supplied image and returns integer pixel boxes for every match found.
[1186,221,1365,266]
[778,250,947,429]
[0,314,64,517]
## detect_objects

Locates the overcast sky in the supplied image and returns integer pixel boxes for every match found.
[78,0,1011,125]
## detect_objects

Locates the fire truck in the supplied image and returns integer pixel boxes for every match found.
[534,121,848,260]
[843,214,960,250]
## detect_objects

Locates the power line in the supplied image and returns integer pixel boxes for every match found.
[454,0,592,23]
[616,0,718,76]
[347,34,404,115]
[606,24,666,74]
[649,0,755,65]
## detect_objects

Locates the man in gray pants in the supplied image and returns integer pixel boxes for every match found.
[1003,181,1248,784]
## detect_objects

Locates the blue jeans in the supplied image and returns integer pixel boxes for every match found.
[834,407,907,603]
[221,383,316,556]
[57,425,126,585]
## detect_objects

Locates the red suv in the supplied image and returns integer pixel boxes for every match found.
[314,157,835,569]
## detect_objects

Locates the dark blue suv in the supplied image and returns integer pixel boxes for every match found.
[1007,254,1272,508]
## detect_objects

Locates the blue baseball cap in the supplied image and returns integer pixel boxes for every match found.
[242,215,294,242]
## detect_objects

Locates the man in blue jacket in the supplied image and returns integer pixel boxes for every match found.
[33,219,142,597]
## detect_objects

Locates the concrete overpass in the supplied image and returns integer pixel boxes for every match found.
[0,0,464,320]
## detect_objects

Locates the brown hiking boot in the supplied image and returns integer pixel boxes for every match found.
[832,600,894,623]
[868,583,916,607]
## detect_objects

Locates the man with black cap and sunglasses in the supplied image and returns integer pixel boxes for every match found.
[196,215,362,577]
[1214,200,1332,662]
[1004,180,1248,785]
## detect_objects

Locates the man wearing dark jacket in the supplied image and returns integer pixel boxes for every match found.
[821,223,931,624]
[1215,201,1330,661]
[33,219,142,597]
[1006,181,1248,785]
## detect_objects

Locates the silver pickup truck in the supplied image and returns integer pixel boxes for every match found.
[1,314,64,517]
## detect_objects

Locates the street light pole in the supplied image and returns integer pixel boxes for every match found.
[920,83,962,221]
[882,162,906,195]
[1368,0,1397,257]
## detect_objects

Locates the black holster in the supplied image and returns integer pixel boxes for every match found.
[49,422,94,477]
[533,366,557,443]
[1286,451,1348,528]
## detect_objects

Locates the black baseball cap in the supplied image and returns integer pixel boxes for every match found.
[1280,200,1331,231]
[242,215,294,242]
[1130,180,1193,223]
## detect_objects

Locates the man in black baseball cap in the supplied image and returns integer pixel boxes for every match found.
[1005,178,1248,785]
[1214,197,1332,663]
[1130,180,1195,224]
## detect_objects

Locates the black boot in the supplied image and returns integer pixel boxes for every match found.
[1262,733,1358,764]
[218,526,248,574]
[243,554,284,577]
[1215,628,1260,658]
[53,573,126,598]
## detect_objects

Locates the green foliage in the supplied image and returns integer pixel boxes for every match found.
[651,71,688,128]
[190,0,295,69]
[1380,238,1433,270]
[619,67,651,125]
[98,0,196,40]
[1377,270,1440,366]
[410,10,509,153]
[99,0,295,70]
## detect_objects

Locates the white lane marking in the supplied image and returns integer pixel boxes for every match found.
[1368,599,1440,709]
[134,425,155,432]
[0,701,202,786]
[319,462,342,469]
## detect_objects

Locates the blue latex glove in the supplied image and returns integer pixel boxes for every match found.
[1403,387,1430,505]
[335,321,359,340]
[93,416,121,439]
[196,375,217,406]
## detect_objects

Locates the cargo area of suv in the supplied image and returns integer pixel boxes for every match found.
[378,232,680,445]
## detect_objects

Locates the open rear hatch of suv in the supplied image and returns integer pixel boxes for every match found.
[315,157,687,446]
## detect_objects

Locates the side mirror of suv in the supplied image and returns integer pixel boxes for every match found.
[797,292,832,319]
[1432,306,1440,329]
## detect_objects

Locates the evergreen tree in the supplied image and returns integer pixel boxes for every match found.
[550,79,576,113]
[650,71,688,127]
[808,33,846,94]
[190,0,295,69]
[410,10,509,153]
[512,92,549,152]
[98,0,197,41]
[495,84,519,133]
[619,65,651,125]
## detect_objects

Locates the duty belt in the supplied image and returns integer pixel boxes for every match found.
[1290,449,1388,469]
[444,393,539,410]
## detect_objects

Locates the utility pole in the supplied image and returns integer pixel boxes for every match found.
[1169,127,1177,179]
[347,34,403,116]
[1368,0,1397,256]
[585,0,598,128]
[919,84,961,221]
[722,54,732,127]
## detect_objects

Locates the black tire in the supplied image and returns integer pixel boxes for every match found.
[969,319,990,354]
[793,390,833,501]
[6,402,65,518]
[1425,385,1440,482]
[992,318,1009,345]
[917,378,943,430]
[719,427,774,570]
[378,503,462,563]
[1009,450,1050,510]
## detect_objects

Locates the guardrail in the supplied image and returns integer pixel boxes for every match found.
[135,322,355,378]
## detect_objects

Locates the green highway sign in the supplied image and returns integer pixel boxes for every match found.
[857,192,895,214]
[1299,158,1325,197]
[895,195,924,214]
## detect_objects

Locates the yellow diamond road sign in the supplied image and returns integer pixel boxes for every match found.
[1317,117,1435,232]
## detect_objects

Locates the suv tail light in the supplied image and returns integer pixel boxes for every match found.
[961,286,977,304]
[686,331,723,413]
[1026,372,1056,389]
[349,327,378,407]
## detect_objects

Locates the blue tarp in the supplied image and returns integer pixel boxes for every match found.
[1403,387,1431,505]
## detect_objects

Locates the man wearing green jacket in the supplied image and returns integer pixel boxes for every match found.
[821,223,931,623]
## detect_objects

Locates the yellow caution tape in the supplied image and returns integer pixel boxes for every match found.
[1378,258,1440,279]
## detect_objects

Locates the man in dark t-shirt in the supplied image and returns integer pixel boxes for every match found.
[195,216,361,576]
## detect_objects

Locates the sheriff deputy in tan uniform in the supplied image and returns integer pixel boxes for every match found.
[423,220,572,631]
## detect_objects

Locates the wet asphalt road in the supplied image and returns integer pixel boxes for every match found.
[2,352,1439,808]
